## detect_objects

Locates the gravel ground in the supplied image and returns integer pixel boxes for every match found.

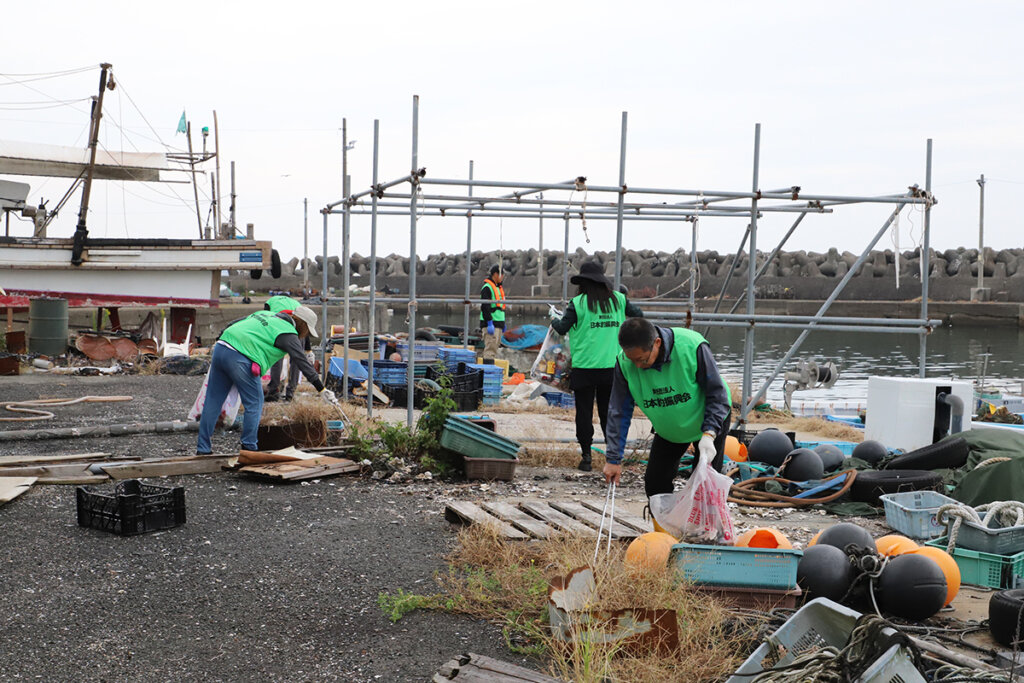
[0,373,890,682]
[0,374,547,682]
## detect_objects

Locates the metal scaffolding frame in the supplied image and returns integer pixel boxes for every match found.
[323,96,938,428]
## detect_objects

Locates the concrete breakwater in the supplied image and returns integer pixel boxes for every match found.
[231,246,1024,303]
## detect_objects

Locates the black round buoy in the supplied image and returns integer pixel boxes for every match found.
[748,429,793,467]
[814,444,846,472]
[878,554,947,621]
[797,544,854,602]
[817,522,876,556]
[852,439,888,465]
[780,448,825,481]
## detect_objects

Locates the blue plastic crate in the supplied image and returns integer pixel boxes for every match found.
[670,543,802,589]
[543,392,575,408]
[879,490,959,540]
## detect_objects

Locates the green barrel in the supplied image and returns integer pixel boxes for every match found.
[27,297,69,356]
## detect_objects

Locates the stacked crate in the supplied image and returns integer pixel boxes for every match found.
[467,363,504,405]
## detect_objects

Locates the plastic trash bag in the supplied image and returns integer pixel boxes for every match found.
[188,368,242,429]
[649,460,735,544]
[530,327,570,386]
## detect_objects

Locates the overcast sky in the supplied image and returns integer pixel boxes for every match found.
[2,1,1021,263]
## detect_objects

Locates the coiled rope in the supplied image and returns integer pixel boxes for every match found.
[937,500,1024,553]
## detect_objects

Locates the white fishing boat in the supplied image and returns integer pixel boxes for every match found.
[0,63,276,322]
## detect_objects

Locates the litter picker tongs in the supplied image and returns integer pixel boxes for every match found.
[593,482,616,563]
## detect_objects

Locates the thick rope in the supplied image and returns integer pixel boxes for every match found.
[938,500,1024,552]
[728,469,857,508]
[0,396,133,422]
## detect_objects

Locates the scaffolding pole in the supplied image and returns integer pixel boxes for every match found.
[463,161,473,349]
[367,119,380,419]
[406,95,419,428]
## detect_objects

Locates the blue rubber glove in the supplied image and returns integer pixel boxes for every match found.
[487,320,495,335]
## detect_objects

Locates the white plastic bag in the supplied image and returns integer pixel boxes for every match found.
[649,460,735,544]
[188,368,242,428]
[529,327,570,383]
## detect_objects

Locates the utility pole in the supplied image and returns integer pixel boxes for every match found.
[213,110,222,236]
[71,62,111,266]
[186,122,203,239]
[971,174,989,301]
[303,198,309,296]
[229,160,237,237]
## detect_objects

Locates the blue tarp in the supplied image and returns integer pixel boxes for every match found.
[500,324,548,350]
[329,357,368,382]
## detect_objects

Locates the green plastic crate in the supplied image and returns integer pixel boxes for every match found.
[926,536,1024,589]
[440,416,521,460]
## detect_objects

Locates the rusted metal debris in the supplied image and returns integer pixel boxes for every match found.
[548,566,679,657]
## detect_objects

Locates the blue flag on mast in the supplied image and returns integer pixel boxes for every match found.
[176,111,187,135]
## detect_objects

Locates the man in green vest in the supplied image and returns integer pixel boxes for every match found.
[479,264,506,360]
[196,305,334,454]
[602,318,731,502]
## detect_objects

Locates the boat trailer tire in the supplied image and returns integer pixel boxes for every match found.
[414,328,438,341]
[250,267,263,280]
[270,249,282,278]
[885,437,970,471]
[849,469,943,505]
[989,589,1024,646]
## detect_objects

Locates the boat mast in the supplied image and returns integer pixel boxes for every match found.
[71,62,111,266]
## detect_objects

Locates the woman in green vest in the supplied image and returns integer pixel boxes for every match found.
[196,305,334,454]
[551,260,644,471]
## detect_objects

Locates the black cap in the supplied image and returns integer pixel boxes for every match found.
[489,264,502,276]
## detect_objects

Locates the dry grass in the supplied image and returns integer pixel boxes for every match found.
[259,397,342,427]
[745,412,864,442]
[425,524,758,683]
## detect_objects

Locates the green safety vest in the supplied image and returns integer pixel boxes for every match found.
[617,327,728,444]
[569,291,626,369]
[266,295,301,313]
[480,279,506,323]
[220,311,297,375]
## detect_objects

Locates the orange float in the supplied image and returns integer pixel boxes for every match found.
[876,535,920,557]
[725,435,748,462]
[735,527,793,549]
[909,546,961,606]
[808,530,823,547]
[625,532,678,570]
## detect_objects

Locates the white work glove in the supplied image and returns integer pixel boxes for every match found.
[698,432,717,466]
[320,389,338,405]
[547,304,564,320]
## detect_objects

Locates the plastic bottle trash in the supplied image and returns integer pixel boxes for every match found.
[32,358,54,369]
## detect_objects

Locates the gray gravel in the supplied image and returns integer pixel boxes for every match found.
[0,373,545,682]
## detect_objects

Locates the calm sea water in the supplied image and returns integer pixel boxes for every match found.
[405,311,1024,408]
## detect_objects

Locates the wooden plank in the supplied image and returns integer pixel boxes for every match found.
[548,501,638,540]
[238,456,360,482]
[444,502,529,541]
[102,455,236,479]
[0,463,113,478]
[35,474,110,485]
[480,502,552,539]
[518,502,596,538]
[465,653,563,682]
[0,452,111,467]
[579,500,652,534]
[0,476,36,505]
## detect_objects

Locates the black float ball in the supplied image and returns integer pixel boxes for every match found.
[780,448,825,481]
[852,439,888,465]
[797,544,855,602]
[878,554,947,621]
[817,522,876,556]
[748,429,793,467]
[814,444,846,472]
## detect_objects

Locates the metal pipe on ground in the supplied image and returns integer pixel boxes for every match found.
[0,420,199,442]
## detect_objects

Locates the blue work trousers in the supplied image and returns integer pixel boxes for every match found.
[197,344,264,453]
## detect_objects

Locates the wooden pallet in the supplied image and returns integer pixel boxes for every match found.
[434,652,562,682]
[444,499,652,540]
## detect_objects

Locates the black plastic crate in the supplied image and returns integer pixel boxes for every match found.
[76,479,186,536]
[382,383,428,409]
[426,364,483,392]
[452,388,482,411]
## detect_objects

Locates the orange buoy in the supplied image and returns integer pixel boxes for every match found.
[736,527,793,549]
[725,435,748,462]
[876,534,920,557]
[625,532,678,570]
[808,530,823,547]
[909,546,961,606]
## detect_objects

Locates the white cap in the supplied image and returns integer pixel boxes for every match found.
[292,305,319,337]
